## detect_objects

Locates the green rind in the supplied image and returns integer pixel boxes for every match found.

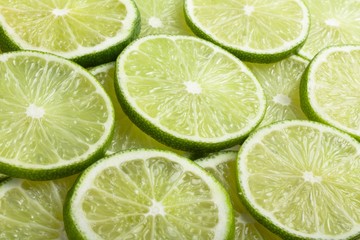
[64,148,235,240]
[183,0,310,63]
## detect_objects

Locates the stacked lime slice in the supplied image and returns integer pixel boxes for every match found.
[0,0,140,66]
[0,51,114,180]
[64,149,234,239]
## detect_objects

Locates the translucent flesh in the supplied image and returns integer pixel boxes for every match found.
[190,0,307,51]
[82,157,219,239]
[246,56,308,128]
[0,55,111,165]
[310,49,360,135]
[299,0,360,59]
[0,0,128,52]
[244,124,360,236]
[122,37,264,139]
[198,153,281,239]
[133,0,193,37]
[0,176,76,239]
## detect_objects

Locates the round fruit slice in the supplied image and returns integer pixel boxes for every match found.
[90,62,186,156]
[245,55,309,128]
[0,175,76,239]
[298,0,360,60]
[0,51,114,180]
[196,151,281,240]
[115,35,266,152]
[0,0,140,67]
[237,120,360,239]
[64,149,234,239]
[300,45,360,140]
[184,0,310,63]
[133,0,193,37]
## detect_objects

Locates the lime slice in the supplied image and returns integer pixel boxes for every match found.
[196,151,281,240]
[0,51,114,180]
[90,62,187,156]
[0,0,140,67]
[0,175,76,239]
[133,0,193,37]
[298,0,360,60]
[184,0,310,63]
[115,35,266,152]
[0,174,7,181]
[237,120,360,239]
[300,45,360,140]
[245,55,309,128]
[64,149,234,239]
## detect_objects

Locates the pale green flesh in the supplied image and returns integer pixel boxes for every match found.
[243,123,360,237]
[81,157,220,239]
[134,0,193,37]
[0,176,76,239]
[0,0,129,52]
[189,0,307,51]
[309,48,360,136]
[299,0,360,59]
[197,152,281,240]
[0,54,111,166]
[121,37,264,140]
[246,56,308,128]
[91,63,185,155]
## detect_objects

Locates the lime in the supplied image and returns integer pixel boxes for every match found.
[298,0,360,60]
[115,35,266,152]
[184,0,310,63]
[245,55,309,128]
[133,0,193,37]
[0,174,7,181]
[64,149,234,239]
[0,0,140,67]
[196,151,281,240]
[0,51,114,180]
[300,45,360,140]
[237,120,360,239]
[0,175,77,239]
[90,62,187,156]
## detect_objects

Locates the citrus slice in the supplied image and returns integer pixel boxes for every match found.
[133,0,193,37]
[115,35,266,152]
[64,149,234,239]
[0,174,7,181]
[245,55,309,128]
[196,151,281,240]
[90,62,186,156]
[298,0,360,60]
[300,45,360,140]
[237,120,360,239]
[0,175,76,239]
[0,0,140,67]
[0,51,114,180]
[184,0,310,63]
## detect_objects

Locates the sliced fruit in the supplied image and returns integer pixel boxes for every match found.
[237,120,360,239]
[196,151,281,240]
[0,51,114,180]
[0,0,140,67]
[64,149,234,239]
[0,175,77,239]
[300,45,360,140]
[184,0,310,63]
[245,55,309,128]
[298,0,360,60]
[115,35,266,152]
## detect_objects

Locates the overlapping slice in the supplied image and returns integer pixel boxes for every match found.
[184,0,310,62]
[237,120,360,239]
[196,151,281,240]
[115,35,266,152]
[0,51,114,180]
[0,0,140,66]
[64,149,234,239]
